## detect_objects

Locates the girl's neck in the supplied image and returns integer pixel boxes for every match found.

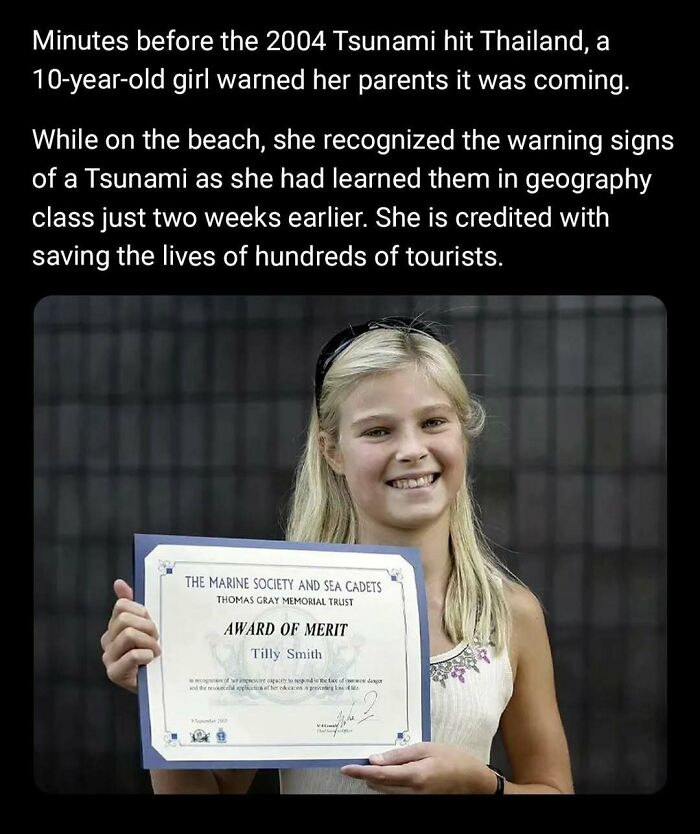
[358,516,452,602]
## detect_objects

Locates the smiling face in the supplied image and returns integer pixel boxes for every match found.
[322,366,466,542]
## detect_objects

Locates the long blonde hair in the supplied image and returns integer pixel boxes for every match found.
[286,325,523,654]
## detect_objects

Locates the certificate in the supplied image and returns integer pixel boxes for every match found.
[135,534,430,769]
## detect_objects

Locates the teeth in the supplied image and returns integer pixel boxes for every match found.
[390,474,436,489]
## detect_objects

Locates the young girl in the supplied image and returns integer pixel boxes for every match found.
[101,316,574,794]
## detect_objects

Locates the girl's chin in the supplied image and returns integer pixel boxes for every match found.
[365,510,449,533]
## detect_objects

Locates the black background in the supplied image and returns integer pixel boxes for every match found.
[27,16,685,293]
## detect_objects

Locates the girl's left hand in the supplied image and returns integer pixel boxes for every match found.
[340,742,497,794]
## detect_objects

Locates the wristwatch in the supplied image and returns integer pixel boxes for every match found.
[486,764,505,795]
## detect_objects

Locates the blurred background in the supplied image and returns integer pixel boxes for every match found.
[34,294,667,794]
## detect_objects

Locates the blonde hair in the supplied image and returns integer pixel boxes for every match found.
[286,325,524,655]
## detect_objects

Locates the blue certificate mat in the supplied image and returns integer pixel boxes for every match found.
[134,534,431,769]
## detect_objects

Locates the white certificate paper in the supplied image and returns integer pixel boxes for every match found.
[135,534,431,769]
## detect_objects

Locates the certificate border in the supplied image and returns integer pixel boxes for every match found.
[134,533,431,770]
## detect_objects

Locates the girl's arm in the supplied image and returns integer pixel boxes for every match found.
[150,770,220,794]
[498,585,575,794]
[150,769,257,794]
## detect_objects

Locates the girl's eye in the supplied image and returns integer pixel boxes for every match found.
[364,428,389,438]
[424,418,447,428]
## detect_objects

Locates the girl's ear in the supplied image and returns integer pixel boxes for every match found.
[319,432,344,475]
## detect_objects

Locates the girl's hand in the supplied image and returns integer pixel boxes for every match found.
[340,742,498,794]
[100,579,161,693]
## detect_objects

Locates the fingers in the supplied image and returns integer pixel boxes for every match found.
[101,615,161,694]
[341,763,418,789]
[105,598,155,642]
[369,743,430,765]
[114,578,134,600]
[377,743,431,764]
[102,624,161,666]
[102,608,159,651]
[102,578,159,694]
[104,648,156,693]
[110,596,149,623]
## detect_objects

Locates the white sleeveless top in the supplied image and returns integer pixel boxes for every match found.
[279,637,514,794]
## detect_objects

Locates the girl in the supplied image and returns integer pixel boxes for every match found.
[101,316,574,794]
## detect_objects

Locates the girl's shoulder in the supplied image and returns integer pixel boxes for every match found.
[500,579,546,682]
[502,578,542,618]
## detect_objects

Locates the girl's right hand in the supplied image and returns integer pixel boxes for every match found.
[100,579,161,694]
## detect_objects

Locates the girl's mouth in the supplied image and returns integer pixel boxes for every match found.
[386,473,440,490]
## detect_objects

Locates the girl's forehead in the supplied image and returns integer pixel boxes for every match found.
[340,368,451,412]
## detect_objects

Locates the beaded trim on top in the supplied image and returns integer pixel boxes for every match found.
[430,641,494,687]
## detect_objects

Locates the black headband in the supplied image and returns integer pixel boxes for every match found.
[314,316,445,414]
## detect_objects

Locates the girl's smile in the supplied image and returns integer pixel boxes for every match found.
[386,472,440,490]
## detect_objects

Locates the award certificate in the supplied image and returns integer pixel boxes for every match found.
[135,534,430,769]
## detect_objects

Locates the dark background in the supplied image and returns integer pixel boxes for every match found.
[34,294,667,794]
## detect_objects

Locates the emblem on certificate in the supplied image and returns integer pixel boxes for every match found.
[134,534,430,769]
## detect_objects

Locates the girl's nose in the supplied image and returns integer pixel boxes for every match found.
[395,429,429,463]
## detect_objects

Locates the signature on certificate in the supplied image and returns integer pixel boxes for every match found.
[332,690,379,736]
